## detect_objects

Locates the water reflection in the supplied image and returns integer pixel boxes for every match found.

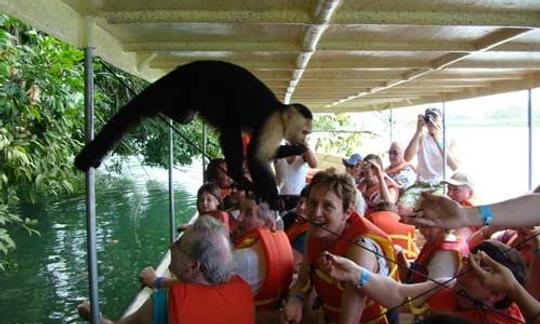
[0,161,200,323]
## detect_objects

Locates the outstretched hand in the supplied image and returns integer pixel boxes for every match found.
[317,251,360,285]
[77,301,92,321]
[139,266,157,288]
[468,251,518,295]
[401,192,469,229]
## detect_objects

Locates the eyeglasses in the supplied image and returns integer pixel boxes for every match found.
[388,150,399,155]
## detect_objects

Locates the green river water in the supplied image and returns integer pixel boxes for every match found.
[0,161,201,323]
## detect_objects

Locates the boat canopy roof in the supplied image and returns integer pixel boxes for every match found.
[3,0,540,113]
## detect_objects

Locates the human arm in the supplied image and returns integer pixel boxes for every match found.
[402,192,540,229]
[467,226,501,248]
[395,246,412,281]
[302,147,318,168]
[280,239,312,323]
[446,138,460,171]
[139,266,178,289]
[77,298,153,324]
[526,233,540,301]
[337,240,380,323]
[428,124,460,171]
[318,252,453,309]
[370,161,398,204]
[469,251,540,323]
[403,115,424,162]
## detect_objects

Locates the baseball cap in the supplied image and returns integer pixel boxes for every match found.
[342,153,363,167]
[442,171,475,190]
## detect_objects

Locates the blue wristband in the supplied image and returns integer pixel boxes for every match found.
[478,205,493,226]
[356,268,369,288]
[154,277,163,290]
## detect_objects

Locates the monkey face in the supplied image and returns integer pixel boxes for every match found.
[284,111,312,145]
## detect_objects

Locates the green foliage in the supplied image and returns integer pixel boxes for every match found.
[0,14,219,268]
[313,113,363,156]
[0,14,85,267]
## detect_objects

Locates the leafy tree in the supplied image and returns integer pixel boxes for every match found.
[0,15,219,268]
[313,113,365,156]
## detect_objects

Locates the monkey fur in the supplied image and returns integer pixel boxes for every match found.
[74,60,313,210]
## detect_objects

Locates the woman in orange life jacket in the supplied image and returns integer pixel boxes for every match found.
[360,154,419,261]
[177,182,230,233]
[281,168,396,324]
[318,240,529,324]
[357,154,400,216]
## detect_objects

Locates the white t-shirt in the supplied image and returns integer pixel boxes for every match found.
[426,250,457,279]
[233,244,265,294]
[274,156,308,195]
[416,131,451,183]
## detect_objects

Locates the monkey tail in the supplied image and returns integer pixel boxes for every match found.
[74,99,148,171]
[74,67,193,171]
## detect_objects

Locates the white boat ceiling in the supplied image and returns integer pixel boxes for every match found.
[2,0,540,113]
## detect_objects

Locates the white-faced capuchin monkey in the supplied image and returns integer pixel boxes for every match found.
[74,60,313,210]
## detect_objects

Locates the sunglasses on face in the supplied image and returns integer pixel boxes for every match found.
[388,150,399,155]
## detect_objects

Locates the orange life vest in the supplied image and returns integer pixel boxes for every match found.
[205,210,230,233]
[407,237,469,283]
[427,289,524,324]
[241,133,251,155]
[235,228,294,309]
[286,221,309,242]
[367,210,418,260]
[220,188,231,200]
[460,199,475,207]
[307,212,397,324]
[167,275,254,324]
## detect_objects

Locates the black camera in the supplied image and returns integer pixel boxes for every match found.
[423,108,439,124]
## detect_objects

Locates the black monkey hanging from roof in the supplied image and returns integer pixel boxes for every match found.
[74,60,313,210]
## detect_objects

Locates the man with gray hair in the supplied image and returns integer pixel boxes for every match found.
[78,216,254,324]
[233,195,294,321]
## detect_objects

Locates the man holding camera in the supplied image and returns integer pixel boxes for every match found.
[397,108,460,216]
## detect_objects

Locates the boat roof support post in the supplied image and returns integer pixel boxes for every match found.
[202,123,208,182]
[528,89,533,191]
[168,118,175,244]
[442,100,447,191]
[389,103,394,144]
[83,41,100,324]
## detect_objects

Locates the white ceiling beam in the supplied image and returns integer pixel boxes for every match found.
[102,9,312,24]
[320,71,540,113]
[125,40,540,54]
[334,10,540,28]
[149,59,295,70]
[284,0,342,103]
[124,42,300,52]
[328,27,535,107]
[101,8,540,28]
